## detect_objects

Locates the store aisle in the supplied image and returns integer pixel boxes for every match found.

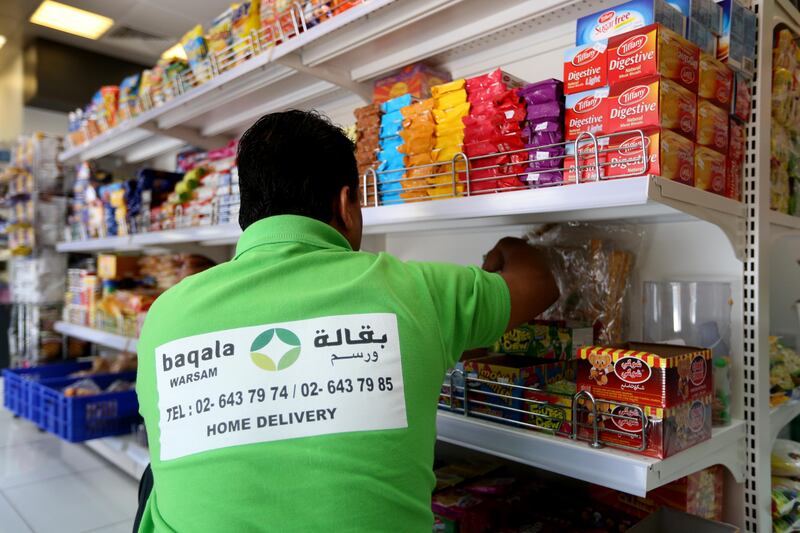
[0,382,138,533]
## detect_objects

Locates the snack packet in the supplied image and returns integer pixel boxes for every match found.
[232,1,260,62]
[181,25,210,83]
[207,5,236,66]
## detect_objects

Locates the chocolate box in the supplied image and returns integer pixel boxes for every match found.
[564,41,608,94]
[605,128,695,184]
[463,355,574,422]
[577,342,713,407]
[491,320,594,359]
[606,76,697,140]
[577,395,713,459]
[607,24,700,92]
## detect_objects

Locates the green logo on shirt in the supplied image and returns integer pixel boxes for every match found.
[250,328,302,371]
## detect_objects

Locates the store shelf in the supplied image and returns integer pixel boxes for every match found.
[770,399,800,443]
[56,176,746,254]
[436,411,746,497]
[54,322,138,352]
[769,210,800,241]
[84,434,149,480]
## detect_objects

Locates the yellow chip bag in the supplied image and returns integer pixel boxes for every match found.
[435,132,465,150]
[433,102,470,124]
[435,90,468,110]
[431,79,466,99]
[232,1,260,62]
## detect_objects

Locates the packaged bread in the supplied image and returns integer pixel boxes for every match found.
[696,99,729,151]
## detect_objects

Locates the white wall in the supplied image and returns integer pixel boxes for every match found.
[22,106,68,136]
[0,54,23,143]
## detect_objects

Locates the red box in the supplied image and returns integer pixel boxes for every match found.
[726,157,743,201]
[565,87,609,140]
[698,53,734,109]
[564,139,608,183]
[606,77,696,139]
[607,24,700,92]
[695,146,727,195]
[564,41,608,94]
[577,343,713,408]
[729,118,746,163]
[696,99,729,152]
[591,466,724,521]
[732,71,752,123]
[577,396,713,459]
[605,129,695,184]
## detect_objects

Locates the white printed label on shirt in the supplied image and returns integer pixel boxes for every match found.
[155,313,407,461]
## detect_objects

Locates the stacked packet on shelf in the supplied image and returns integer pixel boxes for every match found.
[377,94,412,205]
[398,99,437,202]
[431,79,470,198]
[519,79,565,188]
[354,103,382,205]
[462,69,528,194]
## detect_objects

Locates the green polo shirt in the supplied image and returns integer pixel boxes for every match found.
[136,214,510,532]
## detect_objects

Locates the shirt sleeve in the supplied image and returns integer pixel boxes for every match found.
[410,261,511,368]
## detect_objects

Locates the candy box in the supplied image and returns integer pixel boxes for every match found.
[373,63,451,104]
[564,41,607,94]
[696,99,729,151]
[575,0,686,45]
[463,356,572,422]
[492,320,594,359]
[698,53,734,109]
[577,342,713,407]
[694,146,727,195]
[591,466,724,521]
[524,379,575,434]
[716,0,756,76]
[607,23,700,92]
[606,77,697,139]
[732,71,752,122]
[578,395,713,458]
[668,0,723,35]
[565,86,609,140]
[605,128,695,184]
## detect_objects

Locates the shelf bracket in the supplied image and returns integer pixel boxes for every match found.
[141,124,234,151]
[277,52,372,102]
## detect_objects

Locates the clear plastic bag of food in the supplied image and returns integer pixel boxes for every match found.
[63,378,101,397]
[773,439,800,479]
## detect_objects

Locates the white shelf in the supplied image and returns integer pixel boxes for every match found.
[55,322,138,352]
[436,411,746,497]
[84,435,149,480]
[771,399,800,443]
[56,177,746,254]
[769,210,800,242]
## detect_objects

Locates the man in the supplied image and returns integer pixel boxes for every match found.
[134,110,558,532]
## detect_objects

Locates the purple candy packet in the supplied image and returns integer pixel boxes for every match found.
[518,79,563,105]
[530,130,564,147]
[527,145,565,170]
[525,170,564,188]
[526,101,563,121]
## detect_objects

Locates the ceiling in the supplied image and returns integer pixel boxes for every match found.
[1,0,234,67]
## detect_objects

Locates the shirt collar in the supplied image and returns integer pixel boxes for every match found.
[234,215,352,259]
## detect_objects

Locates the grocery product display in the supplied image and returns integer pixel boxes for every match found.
[771,27,800,216]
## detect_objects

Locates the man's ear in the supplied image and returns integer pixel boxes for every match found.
[339,186,357,229]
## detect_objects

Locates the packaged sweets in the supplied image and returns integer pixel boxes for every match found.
[259,0,281,43]
[668,0,723,35]
[232,1,261,62]
[773,439,800,478]
[372,63,451,104]
[577,342,713,407]
[726,157,743,201]
[591,466,724,521]
[687,18,717,56]
[694,146,727,195]
[606,77,697,139]
[577,395,713,458]
[716,0,757,76]
[492,321,593,359]
[563,41,607,94]
[181,25,210,83]
[207,6,236,61]
[118,74,141,120]
[575,0,685,45]
[607,23,700,93]
[564,139,609,183]
[524,379,575,434]
[564,87,608,140]
[696,99,729,152]
[605,128,695,184]
[698,53,734,109]
[732,71,751,122]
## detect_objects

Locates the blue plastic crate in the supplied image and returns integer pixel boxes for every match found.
[36,372,139,442]
[2,362,92,420]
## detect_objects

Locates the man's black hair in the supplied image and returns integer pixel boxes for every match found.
[236,110,359,230]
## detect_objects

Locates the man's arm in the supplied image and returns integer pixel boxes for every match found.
[482,237,559,330]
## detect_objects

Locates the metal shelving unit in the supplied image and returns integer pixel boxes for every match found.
[48,0,800,529]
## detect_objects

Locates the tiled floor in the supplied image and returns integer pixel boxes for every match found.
[0,392,138,533]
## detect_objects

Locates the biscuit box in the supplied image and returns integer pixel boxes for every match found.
[607,24,700,92]
[577,395,713,458]
[564,41,608,94]
[696,99,729,151]
[716,0,756,76]
[564,137,609,183]
[575,0,686,45]
[698,53,734,109]
[491,320,594,359]
[590,465,724,521]
[729,119,745,164]
[605,128,695,184]
[725,157,742,201]
[695,146,727,195]
[463,356,574,422]
[668,0,723,35]
[606,77,697,139]
[732,71,752,122]
[686,18,716,56]
[565,87,609,140]
[577,343,713,407]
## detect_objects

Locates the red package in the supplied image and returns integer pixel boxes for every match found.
[606,77,696,139]
[565,88,609,141]
[605,129,695,183]
[465,69,526,93]
[726,157,743,201]
[729,119,746,164]
[732,72,752,123]
[564,140,607,184]
[564,42,608,95]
